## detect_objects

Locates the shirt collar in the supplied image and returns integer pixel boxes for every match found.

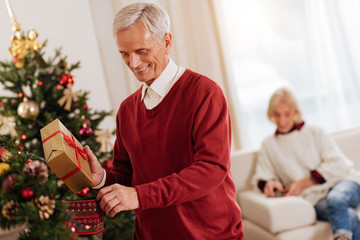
[275,121,305,136]
[141,58,178,101]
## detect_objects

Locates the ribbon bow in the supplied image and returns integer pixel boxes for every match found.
[63,134,88,161]
[0,115,18,137]
[9,30,42,59]
[58,85,80,111]
[94,129,113,153]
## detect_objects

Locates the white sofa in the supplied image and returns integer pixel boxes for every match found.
[230,127,360,240]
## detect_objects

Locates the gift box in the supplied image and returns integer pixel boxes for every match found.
[40,118,93,194]
[67,199,104,236]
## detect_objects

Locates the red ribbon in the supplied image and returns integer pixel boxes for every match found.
[42,130,88,181]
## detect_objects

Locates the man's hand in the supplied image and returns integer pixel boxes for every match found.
[284,176,317,196]
[97,184,139,217]
[264,180,285,197]
[84,145,104,187]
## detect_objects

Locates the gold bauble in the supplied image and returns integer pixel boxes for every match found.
[0,163,10,176]
[17,98,40,119]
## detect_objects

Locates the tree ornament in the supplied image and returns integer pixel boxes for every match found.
[2,174,17,191]
[0,148,10,162]
[0,163,10,176]
[58,60,67,69]
[95,129,113,153]
[79,120,92,137]
[1,200,19,220]
[9,29,42,59]
[21,187,34,199]
[35,195,56,220]
[77,187,90,197]
[59,73,75,86]
[1,150,12,162]
[17,97,40,119]
[23,160,49,183]
[64,220,78,236]
[79,127,92,137]
[0,115,18,137]
[58,85,80,111]
[104,159,113,170]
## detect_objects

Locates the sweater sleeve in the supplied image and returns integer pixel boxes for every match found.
[135,85,232,210]
[251,142,280,191]
[104,109,133,187]
[313,128,353,181]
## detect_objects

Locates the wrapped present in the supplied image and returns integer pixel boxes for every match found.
[67,199,104,236]
[40,118,93,193]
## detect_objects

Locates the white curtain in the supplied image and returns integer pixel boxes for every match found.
[220,0,360,150]
[91,0,242,149]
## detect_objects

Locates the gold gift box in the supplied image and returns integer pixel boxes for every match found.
[40,118,93,194]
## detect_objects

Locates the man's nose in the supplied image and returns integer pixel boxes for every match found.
[129,54,141,69]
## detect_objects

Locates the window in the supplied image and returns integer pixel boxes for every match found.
[220,0,360,150]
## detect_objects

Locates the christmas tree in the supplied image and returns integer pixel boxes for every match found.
[0,2,134,239]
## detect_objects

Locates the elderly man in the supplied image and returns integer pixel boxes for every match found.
[85,2,243,239]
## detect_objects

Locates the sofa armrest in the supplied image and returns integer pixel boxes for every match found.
[239,190,316,234]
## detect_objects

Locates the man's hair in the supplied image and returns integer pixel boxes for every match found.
[267,87,303,124]
[113,2,170,43]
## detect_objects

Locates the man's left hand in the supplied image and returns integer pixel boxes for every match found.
[97,184,139,217]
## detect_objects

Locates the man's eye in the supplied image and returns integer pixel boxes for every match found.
[121,52,129,56]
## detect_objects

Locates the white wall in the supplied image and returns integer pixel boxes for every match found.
[0,0,119,130]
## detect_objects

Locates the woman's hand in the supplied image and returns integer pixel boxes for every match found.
[264,180,285,197]
[284,176,317,196]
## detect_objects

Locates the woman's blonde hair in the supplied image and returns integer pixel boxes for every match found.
[267,87,303,124]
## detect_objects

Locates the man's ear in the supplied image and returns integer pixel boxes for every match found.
[164,33,172,54]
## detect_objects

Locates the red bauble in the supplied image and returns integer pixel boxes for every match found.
[79,127,92,137]
[59,73,75,86]
[77,187,90,197]
[21,187,34,199]
[104,159,113,170]
[2,174,17,191]
[0,148,8,162]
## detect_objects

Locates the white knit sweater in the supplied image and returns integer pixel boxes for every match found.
[252,124,360,205]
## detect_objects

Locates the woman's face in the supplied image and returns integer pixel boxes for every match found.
[273,101,297,133]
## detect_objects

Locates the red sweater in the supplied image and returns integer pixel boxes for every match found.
[105,69,243,240]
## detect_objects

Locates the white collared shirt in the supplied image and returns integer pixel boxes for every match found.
[141,58,185,109]
[92,58,185,190]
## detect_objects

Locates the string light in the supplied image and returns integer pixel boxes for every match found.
[18,92,23,98]
[38,81,43,86]
[21,134,26,140]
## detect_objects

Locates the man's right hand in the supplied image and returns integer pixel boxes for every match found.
[264,180,285,197]
[84,145,105,187]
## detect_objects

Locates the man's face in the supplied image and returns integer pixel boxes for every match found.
[273,101,298,133]
[116,21,172,85]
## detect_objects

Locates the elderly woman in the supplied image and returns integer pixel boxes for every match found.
[252,87,360,240]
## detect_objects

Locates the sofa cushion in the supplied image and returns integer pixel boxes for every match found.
[239,190,316,233]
